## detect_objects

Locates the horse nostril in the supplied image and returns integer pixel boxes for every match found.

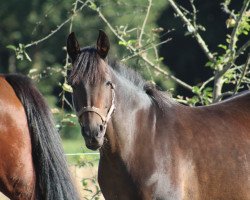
[81,126,90,137]
[100,124,104,132]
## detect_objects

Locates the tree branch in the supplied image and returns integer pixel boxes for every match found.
[214,91,234,102]
[121,39,171,62]
[228,0,249,58]
[213,0,249,102]
[138,0,152,47]
[189,0,198,28]
[236,39,250,58]
[96,7,193,91]
[25,0,89,48]
[199,76,214,91]
[234,53,250,94]
[61,0,81,111]
[167,0,215,63]
[221,0,249,76]
[64,0,79,70]
[221,1,237,19]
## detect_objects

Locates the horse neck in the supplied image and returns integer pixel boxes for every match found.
[104,71,154,161]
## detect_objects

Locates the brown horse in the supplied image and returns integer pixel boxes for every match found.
[67,30,250,200]
[0,74,80,200]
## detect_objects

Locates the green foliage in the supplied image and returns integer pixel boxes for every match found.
[193,0,250,104]
[237,12,250,36]
[7,43,31,61]
[1,0,249,197]
[62,82,73,93]
[53,111,81,139]
[81,177,102,200]
[75,155,101,200]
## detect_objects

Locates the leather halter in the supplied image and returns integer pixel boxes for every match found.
[76,83,116,127]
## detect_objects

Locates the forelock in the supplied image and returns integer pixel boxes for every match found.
[68,47,106,85]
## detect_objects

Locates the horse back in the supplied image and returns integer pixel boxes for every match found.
[162,92,250,200]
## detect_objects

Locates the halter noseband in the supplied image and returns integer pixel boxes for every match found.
[76,83,116,127]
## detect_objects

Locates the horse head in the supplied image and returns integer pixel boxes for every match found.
[67,30,115,150]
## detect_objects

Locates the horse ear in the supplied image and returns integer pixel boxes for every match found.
[96,30,110,59]
[67,32,80,62]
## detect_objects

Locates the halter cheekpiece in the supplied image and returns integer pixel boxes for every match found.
[76,82,116,128]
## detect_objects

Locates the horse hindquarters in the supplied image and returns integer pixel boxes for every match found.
[0,138,36,200]
[5,74,80,200]
[0,76,36,199]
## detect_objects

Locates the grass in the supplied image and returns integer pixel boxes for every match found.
[62,138,100,165]
[62,138,86,153]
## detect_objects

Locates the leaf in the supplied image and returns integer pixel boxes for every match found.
[29,68,38,74]
[242,30,248,35]
[186,96,199,106]
[18,43,24,53]
[158,57,164,62]
[127,40,136,45]
[88,2,97,11]
[118,40,127,46]
[203,87,213,98]
[192,86,201,95]
[6,45,16,51]
[55,124,61,129]
[218,44,227,50]
[66,113,77,118]
[18,43,24,49]
[81,179,88,187]
[16,53,24,60]
[51,108,60,114]
[61,118,76,126]
[205,61,214,68]
[62,83,73,93]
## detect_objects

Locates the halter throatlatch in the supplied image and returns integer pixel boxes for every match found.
[76,83,116,128]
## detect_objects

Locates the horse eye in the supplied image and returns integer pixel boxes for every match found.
[105,81,111,86]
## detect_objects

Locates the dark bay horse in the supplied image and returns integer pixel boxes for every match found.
[67,30,250,200]
[0,74,80,200]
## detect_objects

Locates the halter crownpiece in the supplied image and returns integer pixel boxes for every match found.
[76,82,116,127]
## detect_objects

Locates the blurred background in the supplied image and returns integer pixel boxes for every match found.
[0,0,249,199]
[0,0,247,135]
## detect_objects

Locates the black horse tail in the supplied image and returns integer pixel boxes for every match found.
[5,74,80,200]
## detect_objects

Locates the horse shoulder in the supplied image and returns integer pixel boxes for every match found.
[98,152,142,200]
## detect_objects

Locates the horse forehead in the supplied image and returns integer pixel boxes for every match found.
[99,60,111,78]
[87,59,110,83]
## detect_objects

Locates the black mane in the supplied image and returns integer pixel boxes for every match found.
[109,60,146,90]
[68,47,174,109]
[68,47,106,85]
[68,47,146,88]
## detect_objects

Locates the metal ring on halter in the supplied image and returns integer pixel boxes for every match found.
[76,83,116,127]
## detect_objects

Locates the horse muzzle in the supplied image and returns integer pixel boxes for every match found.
[81,126,105,150]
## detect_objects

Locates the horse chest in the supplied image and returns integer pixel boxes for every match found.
[98,153,181,200]
[98,155,142,200]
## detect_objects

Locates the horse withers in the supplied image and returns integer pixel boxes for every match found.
[0,74,80,200]
[67,30,250,200]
